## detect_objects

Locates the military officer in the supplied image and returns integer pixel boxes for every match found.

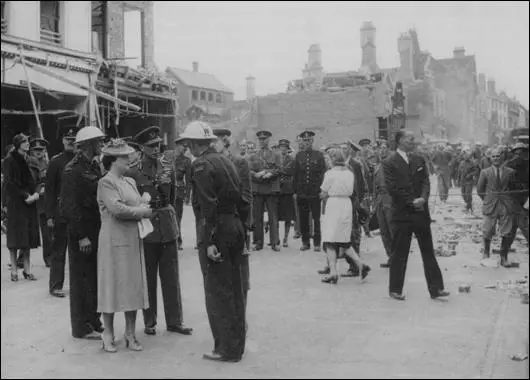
[278,139,296,247]
[181,121,248,363]
[173,135,192,250]
[60,126,105,340]
[128,126,192,336]
[293,131,327,252]
[247,130,282,251]
[28,137,52,267]
[45,127,77,297]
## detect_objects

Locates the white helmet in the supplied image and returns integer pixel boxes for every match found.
[75,126,105,144]
[179,121,217,140]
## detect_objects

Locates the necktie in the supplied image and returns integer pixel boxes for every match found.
[496,167,501,187]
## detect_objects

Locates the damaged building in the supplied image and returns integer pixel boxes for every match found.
[1,0,179,156]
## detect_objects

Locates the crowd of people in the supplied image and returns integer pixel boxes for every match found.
[1,120,528,362]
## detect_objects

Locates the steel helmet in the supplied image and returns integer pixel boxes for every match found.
[75,126,105,144]
[179,121,217,140]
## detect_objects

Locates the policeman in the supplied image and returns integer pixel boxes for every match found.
[28,137,52,267]
[212,128,251,314]
[45,127,77,297]
[128,126,192,336]
[173,135,192,250]
[181,121,248,362]
[60,126,105,340]
[293,131,327,252]
[247,130,282,251]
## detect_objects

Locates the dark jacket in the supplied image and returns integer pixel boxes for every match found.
[174,154,192,201]
[3,150,40,249]
[279,153,295,195]
[27,156,48,214]
[60,153,102,241]
[44,150,75,222]
[191,148,246,247]
[459,158,480,184]
[383,152,431,222]
[247,147,282,194]
[346,157,366,204]
[293,148,327,198]
[373,164,391,210]
[504,156,529,206]
[477,165,521,215]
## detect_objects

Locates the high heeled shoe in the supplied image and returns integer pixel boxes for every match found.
[124,335,143,351]
[321,275,338,284]
[101,335,118,353]
[22,271,37,281]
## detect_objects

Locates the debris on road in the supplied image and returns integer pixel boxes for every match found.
[458,284,471,293]
[510,353,529,362]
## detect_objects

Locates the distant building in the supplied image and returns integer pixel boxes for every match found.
[166,62,233,126]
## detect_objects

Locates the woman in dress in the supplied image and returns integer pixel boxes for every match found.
[320,148,370,284]
[97,139,152,353]
[3,134,40,282]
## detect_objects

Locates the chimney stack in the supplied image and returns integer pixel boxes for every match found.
[478,73,486,93]
[192,61,199,72]
[453,47,466,59]
[487,78,496,96]
[246,75,256,100]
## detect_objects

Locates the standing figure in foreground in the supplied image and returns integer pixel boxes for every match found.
[28,138,52,267]
[293,131,327,252]
[128,126,192,337]
[383,130,449,301]
[46,127,77,298]
[60,126,105,339]
[182,121,248,363]
[476,148,520,267]
[3,133,40,282]
[97,139,152,353]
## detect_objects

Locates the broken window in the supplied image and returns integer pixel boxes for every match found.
[191,90,198,101]
[91,1,107,57]
[208,93,213,103]
[40,0,61,45]
[200,91,206,101]
[215,93,222,104]
[1,1,7,34]
[124,6,143,68]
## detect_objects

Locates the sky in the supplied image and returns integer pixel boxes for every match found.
[146,1,529,106]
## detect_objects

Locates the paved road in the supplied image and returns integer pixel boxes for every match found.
[1,186,528,379]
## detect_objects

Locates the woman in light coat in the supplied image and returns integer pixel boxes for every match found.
[97,139,152,353]
[320,148,371,284]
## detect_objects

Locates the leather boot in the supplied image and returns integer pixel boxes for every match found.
[483,239,491,259]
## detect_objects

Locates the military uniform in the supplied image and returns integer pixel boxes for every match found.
[278,140,296,246]
[459,157,480,211]
[293,131,327,250]
[191,147,247,360]
[60,152,103,338]
[247,130,282,250]
[128,126,189,334]
[28,138,52,266]
[173,152,192,249]
[45,148,75,293]
[373,163,393,263]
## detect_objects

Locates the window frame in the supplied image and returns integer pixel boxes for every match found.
[40,0,62,46]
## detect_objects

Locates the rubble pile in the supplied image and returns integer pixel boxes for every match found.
[483,276,529,302]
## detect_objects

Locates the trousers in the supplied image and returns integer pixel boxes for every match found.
[49,222,68,292]
[297,197,321,246]
[39,213,53,265]
[197,214,247,359]
[174,199,184,244]
[253,194,279,247]
[376,204,393,258]
[142,240,184,329]
[67,230,101,338]
[461,181,474,210]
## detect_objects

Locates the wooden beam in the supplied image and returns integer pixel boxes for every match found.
[21,58,141,111]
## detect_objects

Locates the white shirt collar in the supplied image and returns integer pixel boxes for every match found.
[397,148,409,164]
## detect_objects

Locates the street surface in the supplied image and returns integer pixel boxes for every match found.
[1,180,528,379]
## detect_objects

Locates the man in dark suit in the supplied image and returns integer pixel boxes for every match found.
[383,130,449,301]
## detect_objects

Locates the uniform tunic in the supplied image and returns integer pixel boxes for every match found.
[192,147,247,359]
[28,156,52,263]
[96,173,149,313]
[278,153,295,222]
[174,154,192,244]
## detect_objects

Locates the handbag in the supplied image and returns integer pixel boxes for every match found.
[138,218,154,239]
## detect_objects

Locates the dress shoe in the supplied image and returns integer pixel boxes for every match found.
[282,238,288,248]
[167,325,193,335]
[202,352,241,363]
[389,292,406,301]
[144,326,156,335]
[361,265,371,280]
[50,289,66,298]
[380,262,390,268]
[430,290,450,299]
[321,275,338,284]
[80,331,102,340]
[317,267,330,275]
[252,244,263,252]
[293,233,301,239]
[300,244,310,251]
[271,245,281,252]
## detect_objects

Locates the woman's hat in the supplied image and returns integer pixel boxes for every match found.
[12,133,29,148]
[101,138,135,156]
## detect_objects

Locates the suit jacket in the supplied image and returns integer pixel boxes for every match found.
[346,157,366,204]
[476,165,520,215]
[383,152,430,222]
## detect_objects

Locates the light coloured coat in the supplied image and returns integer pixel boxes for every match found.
[476,165,519,216]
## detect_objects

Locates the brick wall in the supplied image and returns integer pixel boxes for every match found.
[252,88,378,146]
[106,1,155,69]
